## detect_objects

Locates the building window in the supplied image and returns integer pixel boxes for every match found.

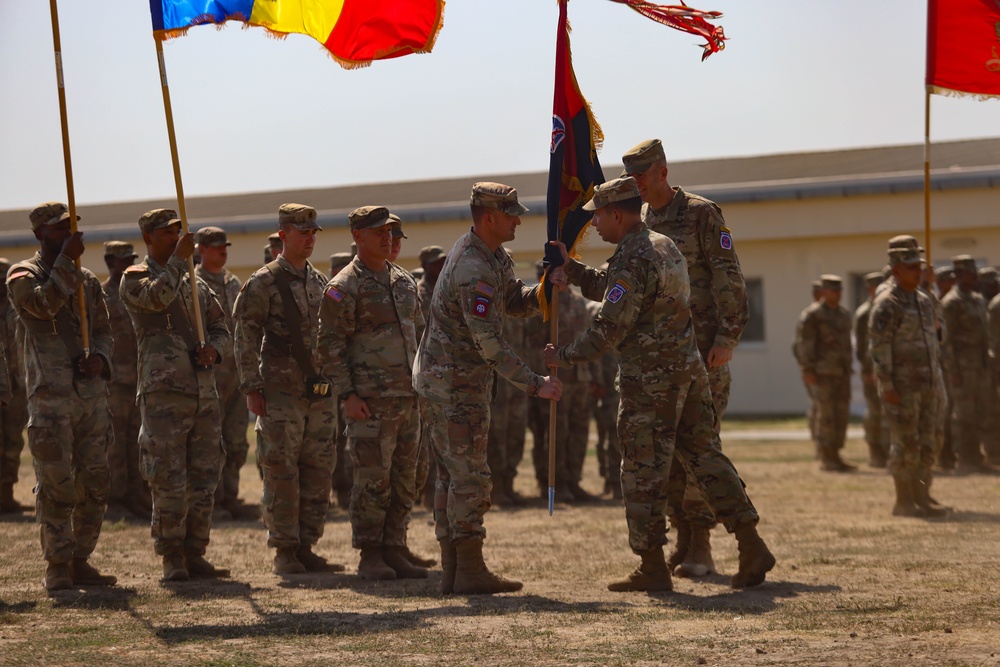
[743,277,765,343]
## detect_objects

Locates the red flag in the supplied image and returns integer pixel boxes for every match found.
[926,0,1000,98]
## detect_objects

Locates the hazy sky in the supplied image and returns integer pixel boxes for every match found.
[2,0,997,211]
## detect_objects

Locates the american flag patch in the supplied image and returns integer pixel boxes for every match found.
[326,286,345,302]
[473,281,495,298]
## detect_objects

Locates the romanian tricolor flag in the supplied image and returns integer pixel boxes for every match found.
[541,0,605,320]
[150,0,445,68]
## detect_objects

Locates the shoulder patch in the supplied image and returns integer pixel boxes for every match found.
[325,286,345,302]
[472,295,492,318]
[719,226,733,250]
[7,270,31,281]
[607,279,630,304]
[473,281,496,298]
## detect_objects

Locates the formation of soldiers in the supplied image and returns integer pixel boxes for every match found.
[795,235,1000,516]
[2,137,778,594]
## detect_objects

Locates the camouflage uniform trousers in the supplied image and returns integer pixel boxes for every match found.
[420,396,492,543]
[347,395,419,548]
[528,395,550,489]
[621,365,757,554]
[256,387,336,549]
[106,381,143,503]
[28,388,112,564]
[666,363,731,530]
[950,367,993,466]
[216,379,250,506]
[138,391,222,557]
[861,377,886,460]
[813,374,851,455]
[558,381,592,484]
[331,400,353,502]
[0,388,28,488]
[487,379,514,482]
[937,369,956,469]
[599,388,621,491]
[884,381,936,479]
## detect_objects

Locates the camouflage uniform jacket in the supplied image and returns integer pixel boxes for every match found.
[868,284,942,394]
[120,254,229,398]
[941,287,990,371]
[0,299,22,402]
[643,187,748,355]
[413,229,543,404]
[557,224,700,395]
[102,276,138,387]
[195,266,241,365]
[8,252,112,399]
[233,256,328,395]
[318,256,423,399]
[555,288,593,383]
[416,276,434,341]
[854,298,875,375]
[796,301,852,377]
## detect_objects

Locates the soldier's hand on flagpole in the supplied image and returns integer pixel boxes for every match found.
[77,353,105,378]
[247,389,267,417]
[195,344,218,367]
[343,393,372,420]
[173,232,196,260]
[548,266,568,290]
[543,343,562,369]
[538,376,563,401]
[548,240,569,264]
[60,231,85,261]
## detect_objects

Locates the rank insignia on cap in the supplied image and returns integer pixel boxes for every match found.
[607,280,630,304]
[719,227,733,250]
[326,286,345,302]
[473,295,492,318]
[473,281,495,298]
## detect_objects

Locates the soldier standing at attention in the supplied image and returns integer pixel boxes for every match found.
[0,257,30,514]
[195,227,254,521]
[413,182,563,595]
[101,242,150,519]
[546,177,774,592]
[122,209,231,582]
[413,246,446,509]
[934,266,957,471]
[234,204,341,576]
[328,251,355,511]
[796,275,856,472]
[9,202,116,591]
[621,139,749,578]
[263,232,283,265]
[318,206,428,580]
[868,247,948,517]
[855,271,887,468]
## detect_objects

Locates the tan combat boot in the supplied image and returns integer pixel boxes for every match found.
[891,476,924,517]
[667,521,691,571]
[452,538,522,595]
[44,562,73,591]
[273,547,307,575]
[357,547,396,581]
[400,544,437,568]
[185,553,231,579]
[440,538,457,595]
[607,546,673,592]
[911,478,948,518]
[675,526,716,578]
[731,522,776,588]
[162,553,190,582]
[382,546,428,579]
[70,559,117,586]
[297,545,345,573]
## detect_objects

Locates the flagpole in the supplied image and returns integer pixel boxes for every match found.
[153,32,206,345]
[547,296,559,516]
[48,0,90,357]
[923,88,932,264]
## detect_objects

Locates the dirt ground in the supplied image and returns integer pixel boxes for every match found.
[1,430,999,667]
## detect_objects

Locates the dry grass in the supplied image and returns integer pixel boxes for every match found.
[2,428,999,666]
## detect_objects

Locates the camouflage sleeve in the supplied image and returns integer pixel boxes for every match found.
[798,311,818,375]
[461,269,543,395]
[7,254,82,320]
[700,206,748,349]
[414,284,426,336]
[867,297,898,394]
[503,278,541,318]
[940,297,961,373]
[88,275,114,380]
[558,262,644,366]
[563,259,608,303]
[853,305,871,371]
[232,275,269,394]
[120,255,187,312]
[316,279,356,396]
[200,280,231,355]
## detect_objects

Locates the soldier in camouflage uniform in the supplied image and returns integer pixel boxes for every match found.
[868,247,948,517]
[328,250,355,510]
[854,271,887,467]
[318,206,428,581]
[195,227,254,521]
[414,245,446,509]
[234,203,341,576]
[413,182,562,595]
[546,177,774,592]
[101,242,150,520]
[0,257,30,514]
[795,280,824,446]
[795,275,856,472]
[9,202,117,591]
[621,139,750,578]
[263,232,282,265]
[941,255,997,474]
[975,266,1000,462]
[934,266,957,471]
[122,209,231,582]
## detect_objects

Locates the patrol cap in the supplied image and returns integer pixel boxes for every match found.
[411,267,425,280]
[268,232,283,245]
[820,274,843,290]
[389,213,407,239]
[811,280,822,290]
[582,176,641,211]
[887,235,924,251]
[195,226,231,247]
[138,209,181,234]
[329,251,353,275]
[952,254,977,273]
[864,271,884,287]
[30,202,79,231]
[935,266,955,280]
[888,248,922,266]
[622,139,666,175]
[419,245,445,264]
[349,206,391,231]
[977,266,998,280]
[278,203,321,230]
[103,241,137,259]
[470,182,529,216]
